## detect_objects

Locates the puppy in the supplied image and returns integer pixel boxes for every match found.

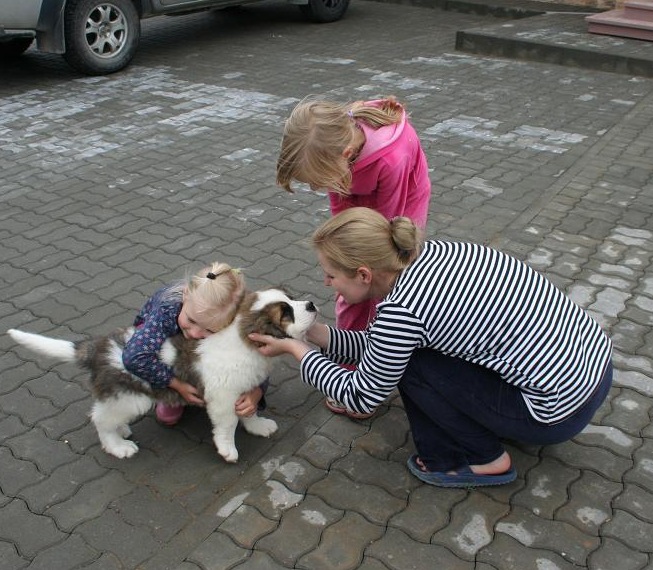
[7,288,317,462]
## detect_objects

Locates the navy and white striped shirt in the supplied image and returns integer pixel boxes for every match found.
[301,240,613,424]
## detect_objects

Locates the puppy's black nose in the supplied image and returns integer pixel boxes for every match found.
[306,301,316,312]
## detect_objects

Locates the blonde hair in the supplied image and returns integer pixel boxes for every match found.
[184,262,246,332]
[312,207,423,276]
[277,97,404,195]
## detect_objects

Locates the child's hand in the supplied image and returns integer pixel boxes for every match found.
[169,377,205,406]
[248,333,311,361]
[235,386,263,418]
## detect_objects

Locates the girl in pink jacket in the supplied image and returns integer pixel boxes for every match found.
[277,97,432,418]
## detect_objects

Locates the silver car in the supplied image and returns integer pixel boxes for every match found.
[0,0,350,75]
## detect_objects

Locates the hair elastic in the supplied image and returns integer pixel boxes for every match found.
[206,272,217,280]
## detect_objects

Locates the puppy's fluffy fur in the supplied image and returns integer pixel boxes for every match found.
[8,288,317,462]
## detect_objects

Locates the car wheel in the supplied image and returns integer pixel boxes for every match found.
[0,38,34,58]
[299,0,350,23]
[63,0,140,75]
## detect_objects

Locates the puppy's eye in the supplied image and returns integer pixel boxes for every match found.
[281,303,294,320]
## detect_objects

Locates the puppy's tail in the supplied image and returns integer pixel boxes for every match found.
[7,329,77,363]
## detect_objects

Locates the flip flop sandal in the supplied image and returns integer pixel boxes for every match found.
[407,454,517,488]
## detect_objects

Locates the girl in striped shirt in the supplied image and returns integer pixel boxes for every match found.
[250,208,613,488]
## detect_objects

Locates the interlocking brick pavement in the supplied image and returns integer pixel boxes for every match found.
[1,1,652,568]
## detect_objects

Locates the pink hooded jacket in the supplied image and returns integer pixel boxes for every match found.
[328,100,431,228]
[329,100,432,332]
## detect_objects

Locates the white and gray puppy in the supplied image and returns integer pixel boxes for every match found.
[8,288,317,463]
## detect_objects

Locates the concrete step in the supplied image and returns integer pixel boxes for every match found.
[455,12,653,77]
[381,0,653,77]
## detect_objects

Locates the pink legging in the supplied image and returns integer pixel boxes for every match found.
[335,295,378,373]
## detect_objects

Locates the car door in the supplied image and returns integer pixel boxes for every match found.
[1,0,42,28]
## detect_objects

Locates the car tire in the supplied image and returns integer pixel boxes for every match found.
[0,38,34,58]
[299,0,350,23]
[63,0,140,75]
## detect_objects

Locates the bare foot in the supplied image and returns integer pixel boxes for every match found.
[415,451,512,476]
[470,451,512,475]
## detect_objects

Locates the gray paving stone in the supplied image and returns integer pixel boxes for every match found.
[495,506,600,565]
[602,389,653,436]
[432,492,510,560]
[20,455,106,514]
[614,484,653,525]
[0,446,44,495]
[309,470,406,526]
[544,439,631,482]
[603,509,653,553]
[353,405,411,459]
[332,448,415,499]
[297,511,385,570]
[367,527,473,570]
[76,509,163,569]
[389,485,466,542]
[4,427,79,473]
[112,487,192,543]
[26,535,99,570]
[230,550,290,569]
[0,541,28,570]
[588,537,650,570]
[255,495,342,566]
[642,417,653,439]
[0,414,29,442]
[575,423,640,458]
[478,532,580,570]
[296,433,350,470]
[39,399,93,440]
[186,531,249,569]
[512,456,579,519]
[46,471,135,532]
[218,504,278,549]
[315,413,371,448]
[0,499,65,559]
[614,367,653,398]
[266,377,321,415]
[626,439,653,492]
[243,479,304,521]
[556,470,623,536]
[23,371,88,409]
[61,421,101,455]
[266,456,327,495]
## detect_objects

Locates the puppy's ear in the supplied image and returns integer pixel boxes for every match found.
[255,318,288,339]
[241,319,288,340]
[240,300,288,340]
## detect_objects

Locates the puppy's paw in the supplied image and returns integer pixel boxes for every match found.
[243,416,278,438]
[214,436,239,463]
[105,439,139,459]
[218,445,239,463]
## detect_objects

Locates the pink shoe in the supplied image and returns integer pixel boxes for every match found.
[156,403,184,426]
[324,397,375,420]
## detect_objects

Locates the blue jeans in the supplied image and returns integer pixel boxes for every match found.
[398,349,613,472]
